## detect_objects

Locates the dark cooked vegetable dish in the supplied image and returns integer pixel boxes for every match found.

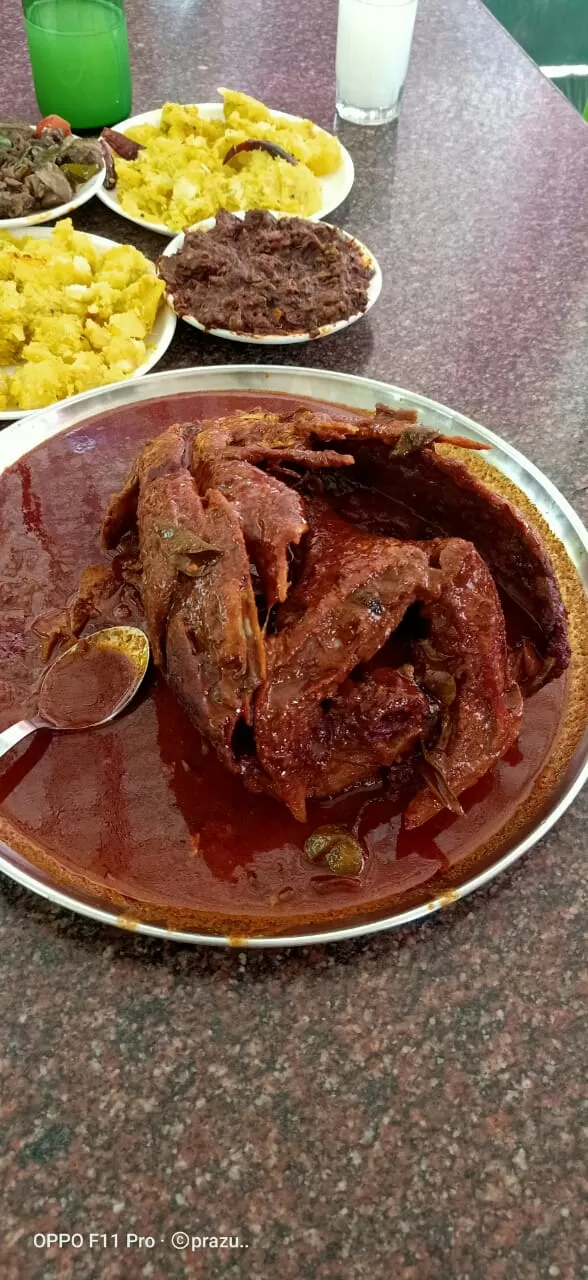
[156,209,375,335]
[0,121,102,219]
[52,402,568,841]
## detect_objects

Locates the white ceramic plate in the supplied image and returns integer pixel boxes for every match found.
[96,104,355,235]
[0,163,106,231]
[0,227,177,420]
[159,214,382,345]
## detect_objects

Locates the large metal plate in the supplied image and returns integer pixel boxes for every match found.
[0,365,586,947]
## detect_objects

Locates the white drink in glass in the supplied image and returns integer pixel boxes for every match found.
[336,0,419,125]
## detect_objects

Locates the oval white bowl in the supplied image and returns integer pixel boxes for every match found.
[159,213,382,345]
[0,227,176,420]
[96,104,355,235]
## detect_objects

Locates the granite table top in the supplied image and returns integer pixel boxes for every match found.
[1,0,587,1275]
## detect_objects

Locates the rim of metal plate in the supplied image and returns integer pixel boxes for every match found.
[0,365,586,948]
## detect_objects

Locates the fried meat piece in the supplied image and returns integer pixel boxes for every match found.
[344,431,569,685]
[94,404,569,827]
[253,503,442,820]
[192,455,308,606]
[405,539,523,827]
[165,489,265,766]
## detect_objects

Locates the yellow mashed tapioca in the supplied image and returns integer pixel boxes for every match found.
[114,90,343,230]
[0,220,165,412]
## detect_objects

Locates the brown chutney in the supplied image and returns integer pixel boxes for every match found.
[157,209,375,336]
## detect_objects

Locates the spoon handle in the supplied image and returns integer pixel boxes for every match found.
[0,719,42,760]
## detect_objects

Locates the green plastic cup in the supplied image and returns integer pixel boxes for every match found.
[23,0,132,129]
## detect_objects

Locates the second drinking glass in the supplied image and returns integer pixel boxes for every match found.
[336,0,419,126]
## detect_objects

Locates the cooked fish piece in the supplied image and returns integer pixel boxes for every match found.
[138,471,220,665]
[97,403,569,827]
[334,405,570,686]
[193,454,307,607]
[165,489,266,765]
[254,501,442,821]
[405,537,524,828]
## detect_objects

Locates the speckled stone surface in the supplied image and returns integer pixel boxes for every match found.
[1,0,587,1276]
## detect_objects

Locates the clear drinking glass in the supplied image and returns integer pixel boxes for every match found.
[336,0,419,126]
[23,0,132,129]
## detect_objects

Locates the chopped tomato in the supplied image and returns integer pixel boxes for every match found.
[35,114,72,136]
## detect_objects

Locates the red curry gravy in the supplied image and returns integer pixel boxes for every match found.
[38,641,138,729]
[0,390,571,934]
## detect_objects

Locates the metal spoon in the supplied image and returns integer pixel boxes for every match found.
[0,626,150,760]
